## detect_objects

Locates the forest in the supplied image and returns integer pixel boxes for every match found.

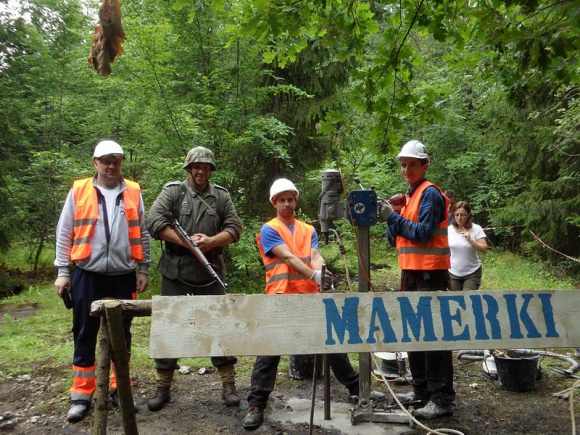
[0,0,579,286]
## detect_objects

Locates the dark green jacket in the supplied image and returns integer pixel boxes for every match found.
[147,179,242,283]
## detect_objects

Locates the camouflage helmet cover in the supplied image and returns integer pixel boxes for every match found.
[183,146,217,170]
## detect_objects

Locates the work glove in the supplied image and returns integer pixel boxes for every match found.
[310,269,333,286]
[322,278,334,293]
[378,199,394,222]
[388,194,406,213]
[322,271,335,293]
[310,269,322,285]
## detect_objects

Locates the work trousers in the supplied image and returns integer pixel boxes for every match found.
[69,268,135,403]
[71,268,135,367]
[401,269,456,407]
[154,275,237,371]
[247,354,359,409]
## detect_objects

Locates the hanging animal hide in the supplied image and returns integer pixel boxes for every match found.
[88,0,125,76]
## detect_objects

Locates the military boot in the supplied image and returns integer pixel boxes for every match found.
[147,369,174,412]
[222,383,241,407]
[217,364,240,406]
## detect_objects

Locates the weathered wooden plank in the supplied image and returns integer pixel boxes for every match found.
[149,290,580,359]
[91,299,152,317]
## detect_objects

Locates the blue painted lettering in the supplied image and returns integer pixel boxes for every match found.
[469,294,502,340]
[538,293,559,338]
[398,296,437,342]
[367,298,398,344]
[323,297,363,345]
[504,293,541,339]
[439,295,470,341]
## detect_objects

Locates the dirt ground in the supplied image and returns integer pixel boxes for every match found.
[1,350,579,435]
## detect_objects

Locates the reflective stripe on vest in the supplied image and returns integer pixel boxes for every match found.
[122,180,144,261]
[257,218,319,294]
[70,364,95,402]
[70,178,143,261]
[396,181,450,270]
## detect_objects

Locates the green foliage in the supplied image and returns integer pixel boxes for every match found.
[1,0,579,272]
[236,0,377,67]
[226,217,264,295]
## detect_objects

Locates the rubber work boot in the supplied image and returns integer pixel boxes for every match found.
[242,406,264,431]
[413,400,453,420]
[222,383,241,406]
[67,402,89,423]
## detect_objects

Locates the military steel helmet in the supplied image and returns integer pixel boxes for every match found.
[182,146,217,170]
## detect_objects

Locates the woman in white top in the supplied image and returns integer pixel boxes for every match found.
[448,201,488,290]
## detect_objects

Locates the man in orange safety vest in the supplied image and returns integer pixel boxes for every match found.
[379,140,454,420]
[243,178,385,431]
[54,140,151,423]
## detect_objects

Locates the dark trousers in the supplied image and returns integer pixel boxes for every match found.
[401,269,456,406]
[247,354,359,409]
[71,268,135,367]
[155,276,237,371]
[450,266,483,291]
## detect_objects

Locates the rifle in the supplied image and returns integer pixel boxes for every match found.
[170,218,228,292]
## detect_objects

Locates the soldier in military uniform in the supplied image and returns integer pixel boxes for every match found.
[146,146,243,411]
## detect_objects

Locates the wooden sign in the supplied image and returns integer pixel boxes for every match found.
[149,290,580,359]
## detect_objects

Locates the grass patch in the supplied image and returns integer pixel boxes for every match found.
[480,251,576,290]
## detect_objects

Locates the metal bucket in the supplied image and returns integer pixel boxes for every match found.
[374,352,411,379]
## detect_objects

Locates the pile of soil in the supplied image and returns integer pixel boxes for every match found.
[0,352,578,434]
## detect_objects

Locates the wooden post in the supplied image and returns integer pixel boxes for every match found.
[357,226,371,404]
[93,316,111,435]
[104,301,138,435]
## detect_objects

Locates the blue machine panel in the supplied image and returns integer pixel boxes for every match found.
[347,190,377,226]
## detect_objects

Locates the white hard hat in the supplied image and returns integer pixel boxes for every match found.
[269,178,299,203]
[397,140,429,159]
[93,140,125,158]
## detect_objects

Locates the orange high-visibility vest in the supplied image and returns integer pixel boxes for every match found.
[70,178,143,261]
[257,218,319,294]
[396,181,450,270]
